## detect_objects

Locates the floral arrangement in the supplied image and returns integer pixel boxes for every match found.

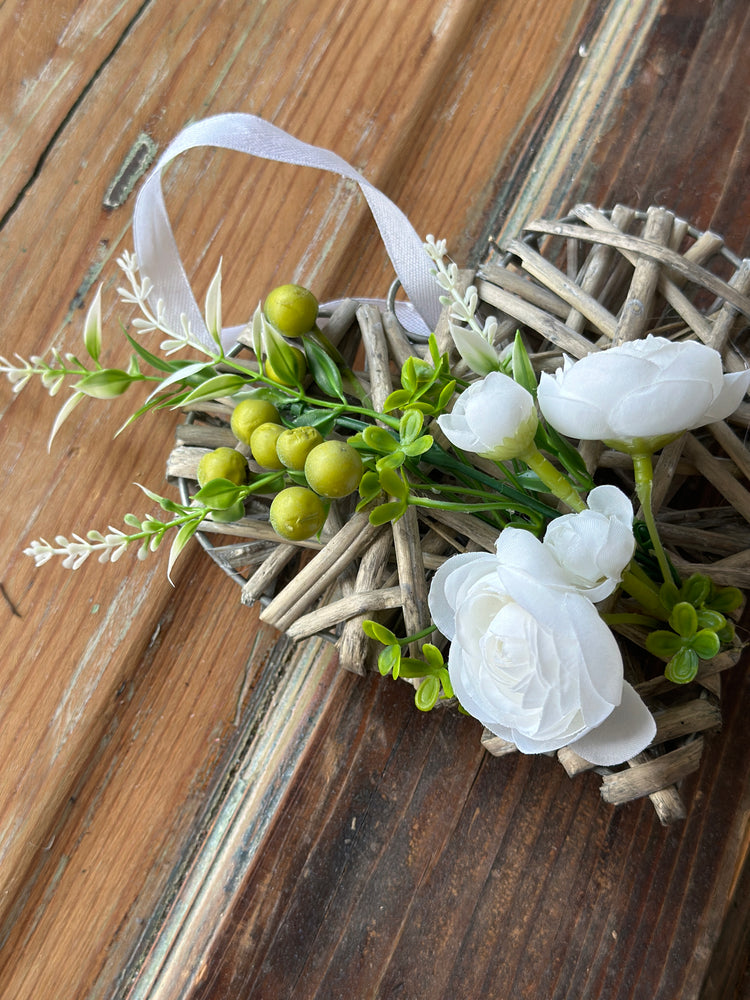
[5,226,749,784]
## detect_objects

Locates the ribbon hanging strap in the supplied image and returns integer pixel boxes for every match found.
[132,113,441,346]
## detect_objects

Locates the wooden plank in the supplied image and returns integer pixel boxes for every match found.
[0,0,148,218]
[176,663,750,1000]
[161,2,750,998]
[0,0,598,997]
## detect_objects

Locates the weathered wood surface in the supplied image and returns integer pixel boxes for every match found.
[0,1,749,998]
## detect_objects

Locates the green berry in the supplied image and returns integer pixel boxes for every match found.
[197,447,248,487]
[304,439,363,498]
[264,284,318,337]
[230,398,281,445]
[250,422,286,469]
[276,425,324,471]
[269,486,327,541]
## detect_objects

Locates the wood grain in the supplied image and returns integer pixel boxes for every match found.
[1,0,749,998]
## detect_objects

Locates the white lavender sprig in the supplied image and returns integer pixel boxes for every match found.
[116,250,217,357]
[24,485,209,579]
[424,235,503,376]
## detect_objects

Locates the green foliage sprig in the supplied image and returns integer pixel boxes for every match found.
[361,620,454,711]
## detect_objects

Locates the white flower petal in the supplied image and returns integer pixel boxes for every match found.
[702,369,750,423]
[568,682,656,765]
[428,551,496,641]
[495,527,575,593]
[438,373,537,459]
[586,484,633,524]
[537,337,744,444]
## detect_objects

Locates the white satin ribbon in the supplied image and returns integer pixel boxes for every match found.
[132,113,441,347]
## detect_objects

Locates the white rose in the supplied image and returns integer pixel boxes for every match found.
[542,485,635,601]
[428,544,655,764]
[537,336,750,450]
[437,371,538,460]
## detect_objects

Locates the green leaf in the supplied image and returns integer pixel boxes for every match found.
[669,601,698,638]
[83,285,103,363]
[399,409,423,445]
[204,259,223,351]
[397,657,433,678]
[449,324,502,375]
[401,356,417,392]
[680,573,711,607]
[707,585,744,614]
[124,330,177,373]
[265,335,304,387]
[716,622,735,644]
[288,405,342,436]
[427,334,440,366]
[362,425,399,453]
[511,331,537,396]
[358,471,383,503]
[414,675,441,711]
[645,629,683,659]
[377,644,401,678]
[436,379,457,411]
[302,336,345,400]
[193,477,244,510]
[75,368,134,399]
[167,518,200,582]
[437,667,454,699]
[543,421,595,488]
[48,391,86,450]
[691,628,721,660]
[696,609,726,632]
[134,482,185,513]
[378,467,409,501]
[368,500,407,526]
[362,620,399,646]
[665,647,699,684]
[179,374,247,406]
[401,435,433,458]
[421,643,443,671]
[147,360,217,401]
[383,388,413,412]
[375,451,406,472]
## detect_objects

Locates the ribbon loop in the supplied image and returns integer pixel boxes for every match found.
[133,113,440,346]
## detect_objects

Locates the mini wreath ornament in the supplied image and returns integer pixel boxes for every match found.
[6,118,750,821]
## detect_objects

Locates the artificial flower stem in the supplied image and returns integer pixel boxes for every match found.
[397,625,436,647]
[620,569,669,621]
[601,612,664,628]
[516,445,586,512]
[632,452,673,584]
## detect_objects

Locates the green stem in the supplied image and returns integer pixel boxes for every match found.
[517,444,586,512]
[407,496,520,515]
[620,567,669,621]
[632,452,673,584]
[397,625,436,647]
[222,356,400,429]
[601,612,664,627]
[424,445,561,520]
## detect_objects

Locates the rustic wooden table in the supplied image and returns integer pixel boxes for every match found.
[1,1,749,998]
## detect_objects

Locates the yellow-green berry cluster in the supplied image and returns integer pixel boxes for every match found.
[196,284,365,541]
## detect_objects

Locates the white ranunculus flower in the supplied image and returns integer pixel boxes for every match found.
[437,371,538,461]
[542,484,635,601]
[490,490,634,603]
[428,542,655,764]
[537,336,750,450]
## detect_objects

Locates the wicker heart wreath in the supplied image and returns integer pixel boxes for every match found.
[9,117,750,824]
